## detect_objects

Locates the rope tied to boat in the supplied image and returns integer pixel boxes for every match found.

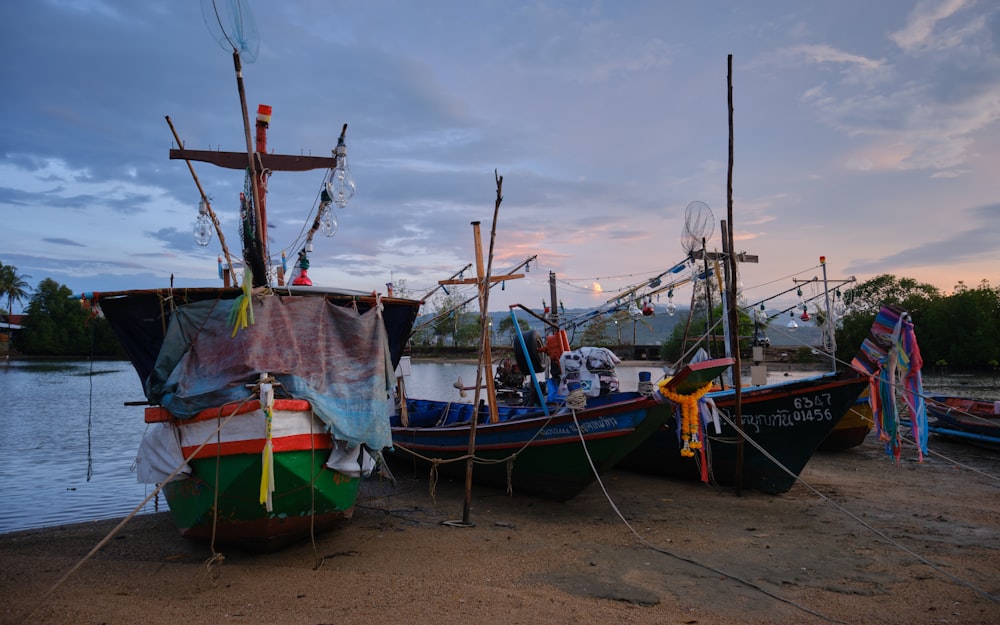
[565,387,587,411]
[393,405,563,498]
[25,392,259,623]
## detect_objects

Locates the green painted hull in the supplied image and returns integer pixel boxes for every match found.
[392,395,672,501]
[162,449,360,550]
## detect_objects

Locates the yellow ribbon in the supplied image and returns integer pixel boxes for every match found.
[229,266,255,337]
[258,382,275,511]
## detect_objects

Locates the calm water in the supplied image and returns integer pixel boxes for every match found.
[1,359,996,534]
[0,360,153,534]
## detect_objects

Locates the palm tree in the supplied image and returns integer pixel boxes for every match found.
[0,261,31,321]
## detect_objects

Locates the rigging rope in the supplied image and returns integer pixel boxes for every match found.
[22,392,258,624]
[565,403,850,624]
[711,407,1000,604]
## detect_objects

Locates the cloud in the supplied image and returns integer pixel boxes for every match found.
[889,0,976,52]
[845,202,1000,273]
[41,238,86,247]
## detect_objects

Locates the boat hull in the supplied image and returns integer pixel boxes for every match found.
[96,287,421,548]
[820,389,873,451]
[147,400,361,550]
[390,394,671,501]
[162,452,358,549]
[620,372,868,494]
[927,395,1000,448]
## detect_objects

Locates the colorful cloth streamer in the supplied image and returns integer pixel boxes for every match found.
[851,305,928,462]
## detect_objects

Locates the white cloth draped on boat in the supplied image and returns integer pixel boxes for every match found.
[136,423,190,484]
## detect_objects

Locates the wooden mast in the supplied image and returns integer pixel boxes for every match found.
[169,94,337,288]
[440,173,522,527]
[232,50,267,286]
[164,115,239,286]
[725,54,746,494]
[167,48,337,288]
[254,104,271,245]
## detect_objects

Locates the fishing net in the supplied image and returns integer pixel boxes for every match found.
[202,0,259,62]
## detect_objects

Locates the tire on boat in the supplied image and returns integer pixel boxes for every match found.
[513,330,546,374]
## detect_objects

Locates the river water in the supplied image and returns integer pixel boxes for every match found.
[1,358,996,534]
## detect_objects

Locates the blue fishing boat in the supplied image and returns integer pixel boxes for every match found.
[927,395,1000,448]
[390,358,733,501]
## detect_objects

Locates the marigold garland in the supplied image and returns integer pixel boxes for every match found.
[657,380,713,457]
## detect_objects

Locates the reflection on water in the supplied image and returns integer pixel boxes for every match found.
[1,358,996,534]
[0,360,156,534]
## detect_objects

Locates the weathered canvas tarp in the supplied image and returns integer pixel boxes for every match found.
[145,295,394,450]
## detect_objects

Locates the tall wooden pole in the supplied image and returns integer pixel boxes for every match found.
[458,173,504,526]
[725,54,745,494]
[233,50,267,286]
[164,116,238,286]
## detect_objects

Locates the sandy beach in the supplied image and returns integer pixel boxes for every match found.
[2,432,998,625]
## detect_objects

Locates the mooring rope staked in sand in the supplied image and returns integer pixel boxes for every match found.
[566,405,852,625]
[17,393,259,625]
[714,407,1000,605]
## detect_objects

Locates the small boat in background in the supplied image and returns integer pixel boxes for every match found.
[927,395,1000,448]
[820,388,873,451]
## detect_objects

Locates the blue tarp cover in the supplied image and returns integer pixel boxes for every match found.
[145,295,394,450]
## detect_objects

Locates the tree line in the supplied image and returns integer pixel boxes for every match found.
[1,261,123,357]
[4,260,998,370]
[835,275,999,372]
[654,274,998,372]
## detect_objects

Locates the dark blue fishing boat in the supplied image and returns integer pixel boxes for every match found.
[619,370,868,494]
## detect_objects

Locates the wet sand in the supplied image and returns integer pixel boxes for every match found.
[2,433,998,625]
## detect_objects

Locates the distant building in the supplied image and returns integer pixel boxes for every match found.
[0,314,24,356]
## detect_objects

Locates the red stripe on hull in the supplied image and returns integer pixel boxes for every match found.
[145,398,313,423]
[182,433,333,459]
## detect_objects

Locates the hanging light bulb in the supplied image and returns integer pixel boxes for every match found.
[666,289,676,316]
[786,310,798,330]
[327,134,356,209]
[754,303,766,322]
[319,204,338,237]
[193,199,213,246]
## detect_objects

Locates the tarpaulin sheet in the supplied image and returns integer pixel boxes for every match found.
[145,295,394,450]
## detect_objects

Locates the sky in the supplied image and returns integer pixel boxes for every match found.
[2,0,999,317]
